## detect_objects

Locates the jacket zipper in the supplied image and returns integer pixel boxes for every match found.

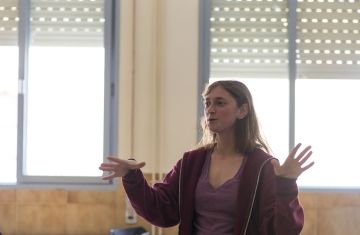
[242,158,275,235]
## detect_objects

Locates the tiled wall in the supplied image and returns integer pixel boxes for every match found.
[0,183,153,235]
[0,188,115,235]
[300,192,360,235]
[1,179,359,235]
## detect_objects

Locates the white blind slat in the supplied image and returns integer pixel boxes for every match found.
[0,0,18,46]
[0,0,105,46]
[297,0,360,79]
[210,0,288,79]
[211,0,360,79]
[31,0,104,46]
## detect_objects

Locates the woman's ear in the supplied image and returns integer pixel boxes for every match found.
[237,103,249,119]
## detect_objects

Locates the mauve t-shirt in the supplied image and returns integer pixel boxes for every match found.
[193,152,246,235]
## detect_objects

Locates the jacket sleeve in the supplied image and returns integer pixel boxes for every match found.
[258,161,304,235]
[121,159,182,227]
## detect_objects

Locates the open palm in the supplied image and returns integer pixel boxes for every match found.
[271,143,314,179]
[99,157,145,180]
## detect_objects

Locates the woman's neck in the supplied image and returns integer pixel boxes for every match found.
[214,132,238,157]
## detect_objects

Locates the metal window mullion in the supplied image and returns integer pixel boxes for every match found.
[287,0,297,151]
[197,0,212,141]
[110,0,120,157]
[104,0,119,158]
[17,0,31,183]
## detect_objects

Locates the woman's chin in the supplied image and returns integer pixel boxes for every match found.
[208,126,220,133]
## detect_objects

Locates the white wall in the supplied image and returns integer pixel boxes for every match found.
[118,0,199,174]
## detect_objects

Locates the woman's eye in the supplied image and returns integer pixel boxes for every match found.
[216,100,225,106]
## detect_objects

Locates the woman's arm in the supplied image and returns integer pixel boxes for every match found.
[121,159,182,227]
[257,162,304,235]
[258,143,314,235]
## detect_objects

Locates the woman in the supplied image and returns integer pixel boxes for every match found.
[99,80,314,235]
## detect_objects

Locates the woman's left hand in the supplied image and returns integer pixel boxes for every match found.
[271,143,314,179]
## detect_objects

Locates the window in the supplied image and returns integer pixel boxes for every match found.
[200,0,360,189]
[0,0,119,186]
[295,0,360,189]
[0,0,18,183]
[205,0,290,159]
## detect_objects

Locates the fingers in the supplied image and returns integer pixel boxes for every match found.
[99,157,146,181]
[288,143,302,158]
[107,156,122,163]
[102,173,116,181]
[276,143,315,178]
[98,162,119,172]
[294,145,314,171]
[99,162,117,168]
[301,161,315,172]
[98,166,113,172]
[105,157,146,169]
[298,150,313,165]
[129,161,146,169]
[295,144,314,176]
[294,145,312,161]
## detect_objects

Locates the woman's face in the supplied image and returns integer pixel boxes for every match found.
[204,85,243,134]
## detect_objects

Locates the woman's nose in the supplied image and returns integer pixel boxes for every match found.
[206,105,215,114]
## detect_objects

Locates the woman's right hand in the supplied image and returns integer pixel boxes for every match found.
[99,156,146,180]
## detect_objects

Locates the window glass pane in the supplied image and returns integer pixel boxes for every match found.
[296,0,360,188]
[244,79,289,160]
[0,47,18,183]
[25,0,105,177]
[296,80,360,188]
[206,0,360,190]
[0,0,18,184]
[209,0,289,159]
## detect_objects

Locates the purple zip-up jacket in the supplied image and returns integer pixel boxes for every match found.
[122,147,304,235]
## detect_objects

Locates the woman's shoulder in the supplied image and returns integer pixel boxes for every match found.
[183,145,213,158]
[180,146,211,165]
[247,148,275,165]
[185,145,209,154]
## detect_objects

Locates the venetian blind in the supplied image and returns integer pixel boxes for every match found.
[297,0,360,79]
[210,0,289,79]
[30,0,105,47]
[0,0,18,46]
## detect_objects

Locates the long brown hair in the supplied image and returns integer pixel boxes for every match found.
[198,80,269,153]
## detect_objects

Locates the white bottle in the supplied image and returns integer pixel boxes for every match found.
[125,195,137,224]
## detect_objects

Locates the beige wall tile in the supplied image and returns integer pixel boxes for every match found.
[17,205,66,235]
[300,192,318,209]
[0,204,16,235]
[114,175,154,231]
[66,204,116,235]
[17,189,67,205]
[301,208,317,235]
[162,225,178,235]
[0,190,16,203]
[68,190,115,204]
[115,184,126,227]
[316,193,360,209]
[317,207,360,235]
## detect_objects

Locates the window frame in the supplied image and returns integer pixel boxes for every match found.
[0,0,120,187]
[198,0,360,192]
